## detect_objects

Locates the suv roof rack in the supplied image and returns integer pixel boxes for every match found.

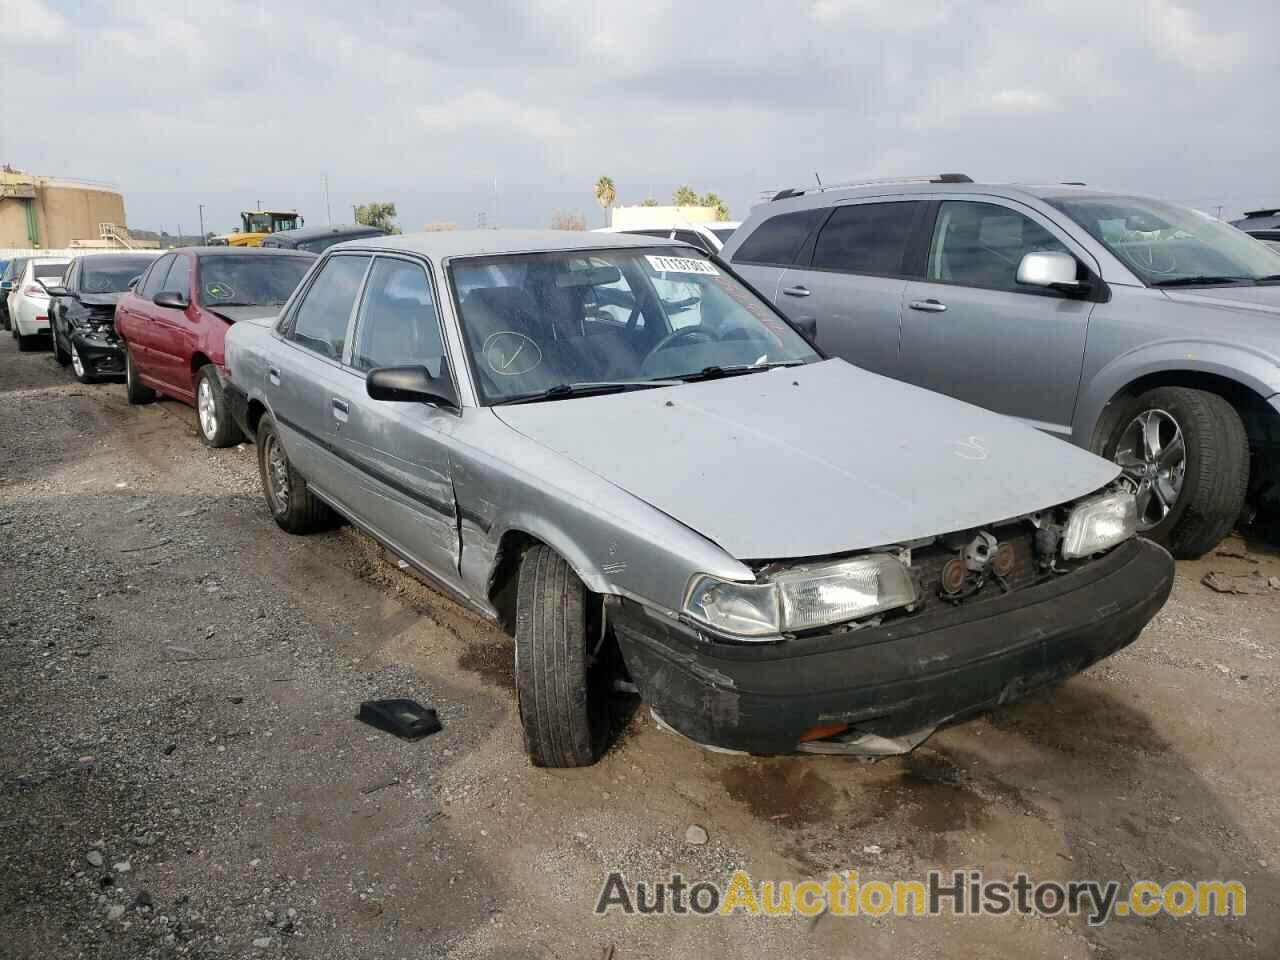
[770,173,972,202]
[1243,208,1280,219]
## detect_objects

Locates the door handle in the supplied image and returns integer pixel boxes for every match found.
[267,366,280,386]
[782,285,811,298]
[332,397,349,422]
[909,299,948,313]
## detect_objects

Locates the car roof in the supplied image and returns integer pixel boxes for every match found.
[332,228,684,259]
[166,246,317,259]
[73,252,160,265]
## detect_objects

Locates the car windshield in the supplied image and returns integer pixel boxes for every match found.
[449,247,819,404]
[33,262,68,282]
[197,255,313,307]
[81,258,157,294]
[1047,194,1280,286]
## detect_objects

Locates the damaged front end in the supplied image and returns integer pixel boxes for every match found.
[611,486,1170,758]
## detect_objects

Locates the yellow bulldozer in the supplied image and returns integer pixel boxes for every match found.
[211,209,304,247]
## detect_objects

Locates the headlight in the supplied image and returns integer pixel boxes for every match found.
[683,554,916,640]
[1061,492,1137,559]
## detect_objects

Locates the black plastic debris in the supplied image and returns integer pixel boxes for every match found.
[357,699,442,740]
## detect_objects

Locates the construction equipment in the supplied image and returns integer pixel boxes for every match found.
[211,209,304,247]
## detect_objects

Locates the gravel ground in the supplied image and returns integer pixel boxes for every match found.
[1,333,1278,959]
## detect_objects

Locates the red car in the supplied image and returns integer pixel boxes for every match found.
[115,247,314,446]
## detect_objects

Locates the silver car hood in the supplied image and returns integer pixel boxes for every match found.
[1163,284,1280,314]
[494,359,1119,560]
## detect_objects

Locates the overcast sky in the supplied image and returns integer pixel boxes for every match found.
[2,0,1277,235]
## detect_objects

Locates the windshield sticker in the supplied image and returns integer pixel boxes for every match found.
[483,330,543,376]
[204,280,236,301]
[645,255,720,276]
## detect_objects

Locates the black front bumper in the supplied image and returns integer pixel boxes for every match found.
[612,538,1173,756]
[70,332,124,376]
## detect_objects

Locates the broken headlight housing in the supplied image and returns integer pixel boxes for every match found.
[1061,491,1137,559]
[684,554,917,640]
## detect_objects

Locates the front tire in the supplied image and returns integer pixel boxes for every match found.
[514,545,609,768]
[124,343,156,404]
[256,414,331,534]
[1102,386,1248,559]
[52,328,70,366]
[194,366,244,448]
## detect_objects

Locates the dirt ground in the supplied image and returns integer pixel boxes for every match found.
[1,332,1277,960]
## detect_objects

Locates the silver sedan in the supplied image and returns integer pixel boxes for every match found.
[224,230,1173,767]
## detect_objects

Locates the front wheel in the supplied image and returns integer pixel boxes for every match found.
[194,366,244,448]
[124,343,156,404]
[52,328,70,366]
[70,342,97,383]
[1102,386,1248,559]
[514,545,609,767]
[256,414,332,534]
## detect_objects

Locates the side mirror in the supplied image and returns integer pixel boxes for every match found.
[1016,251,1083,291]
[792,316,818,341]
[45,285,71,298]
[127,275,141,290]
[366,364,458,409]
[153,290,189,309]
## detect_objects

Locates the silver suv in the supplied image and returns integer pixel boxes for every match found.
[722,176,1280,557]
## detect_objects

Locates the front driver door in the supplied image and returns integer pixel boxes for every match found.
[334,254,462,589]
[899,198,1096,436]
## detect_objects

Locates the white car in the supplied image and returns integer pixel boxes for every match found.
[6,258,68,351]
[595,221,741,255]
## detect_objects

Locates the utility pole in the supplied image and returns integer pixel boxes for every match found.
[198,204,206,240]
[324,176,332,225]
[1214,204,1224,220]
[352,204,359,223]
[256,200,262,211]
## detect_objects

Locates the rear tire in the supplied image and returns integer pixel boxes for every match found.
[194,365,244,448]
[1102,386,1248,559]
[514,545,609,768]
[124,343,156,404]
[256,414,331,534]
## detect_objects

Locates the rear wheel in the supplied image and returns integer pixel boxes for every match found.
[124,343,156,404]
[1103,386,1248,558]
[16,330,41,352]
[514,545,609,767]
[194,366,244,448]
[256,414,331,534]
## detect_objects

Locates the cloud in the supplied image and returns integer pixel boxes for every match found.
[1,0,1276,231]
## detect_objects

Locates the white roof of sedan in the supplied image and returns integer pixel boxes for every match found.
[332,229,686,259]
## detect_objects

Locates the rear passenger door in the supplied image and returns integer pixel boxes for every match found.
[899,199,1094,435]
[335,256,462,585]
[271,253,372,487]
[777,199,927,379]
[726,208,824,303]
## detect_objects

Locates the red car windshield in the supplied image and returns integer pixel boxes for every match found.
[197,256,312,307]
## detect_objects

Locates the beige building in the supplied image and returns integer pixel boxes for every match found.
[610,204,720,229]
[0,168,144,249]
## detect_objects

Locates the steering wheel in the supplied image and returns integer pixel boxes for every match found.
[640,325,720,368]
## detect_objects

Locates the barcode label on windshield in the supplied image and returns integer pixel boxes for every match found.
[645,255,720,276]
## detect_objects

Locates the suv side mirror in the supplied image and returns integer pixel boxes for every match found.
[1017,251,1083,291]
[791,316,818,341]
[367,364,458,409]
[153,290,189,309]
[127,275,141,290]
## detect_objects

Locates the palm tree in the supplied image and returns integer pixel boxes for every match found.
[672,185,699,207]
[593,176,616,226]
[700,192,730,221]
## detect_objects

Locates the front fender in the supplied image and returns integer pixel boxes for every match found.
[1073,339,1280,448]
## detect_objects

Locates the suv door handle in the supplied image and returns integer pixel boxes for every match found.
[332,397,349,422]
[782,285,811,298]
[267,366,280,386]
[909,299,948,313]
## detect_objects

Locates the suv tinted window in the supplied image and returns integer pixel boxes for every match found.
[140,255,174,297]
[732,209,822,265]
[927,201,1069,292]
[164,254,191,295]
[288,254,370,359]
[811,201,924,275]
[350,258,444,375]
